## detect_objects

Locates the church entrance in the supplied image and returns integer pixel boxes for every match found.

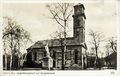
[53,50,56,68]
[75,50,78,64]
[53,60,56,67]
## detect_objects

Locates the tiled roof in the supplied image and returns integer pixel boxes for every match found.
[27,37,82,50]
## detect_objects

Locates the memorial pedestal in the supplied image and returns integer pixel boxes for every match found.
[42,56,53,70]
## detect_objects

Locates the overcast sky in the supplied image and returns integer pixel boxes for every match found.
[2,2,117,55]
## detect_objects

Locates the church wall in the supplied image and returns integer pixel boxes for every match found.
[28,45,82,69]
[49,46,82,68]
[30,48,46,63]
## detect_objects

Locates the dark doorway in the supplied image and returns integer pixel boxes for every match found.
[75,49,78,64]
[27,52,32,62]
[53,60,56,67]
[53,50,56,67]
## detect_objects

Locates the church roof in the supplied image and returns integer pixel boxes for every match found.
[27,37,82,50]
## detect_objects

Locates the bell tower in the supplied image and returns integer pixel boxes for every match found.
[73,3,86,43]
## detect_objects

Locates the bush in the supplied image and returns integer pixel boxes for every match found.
[23,61,41,68]
[69,64,82,70]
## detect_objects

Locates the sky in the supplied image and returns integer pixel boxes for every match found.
[2,1,118,56]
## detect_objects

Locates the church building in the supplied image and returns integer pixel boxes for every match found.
[26,3,87,70]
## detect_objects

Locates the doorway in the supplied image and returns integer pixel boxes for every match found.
[75,49,78,64]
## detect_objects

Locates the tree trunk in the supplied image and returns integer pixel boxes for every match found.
[62,20,67,70]
[95,47,100,69]
[62,47,65,70]
[10,55,12,70]
[17,39,20,69]
[5,54,7,70]
[10,32,13,70]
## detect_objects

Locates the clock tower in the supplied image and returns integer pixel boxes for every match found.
[73,3,86,43]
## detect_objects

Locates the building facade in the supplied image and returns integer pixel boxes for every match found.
[26,3,87,69]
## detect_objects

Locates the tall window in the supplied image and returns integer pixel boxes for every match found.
[53,50,56,59]
[34,52,37,61]
[65,51,71,60]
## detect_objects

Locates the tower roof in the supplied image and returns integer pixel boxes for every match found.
[74,3,85,9]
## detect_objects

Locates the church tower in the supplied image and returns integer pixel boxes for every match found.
[73,3,86,43]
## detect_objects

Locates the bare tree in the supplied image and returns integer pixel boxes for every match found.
[2,16,32,70]
[105,45,111,68]
[88,29,104,69]
[107,37,117,53]
[105,37,117,68]
[105,37,117,57]
[47,3,73,70]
